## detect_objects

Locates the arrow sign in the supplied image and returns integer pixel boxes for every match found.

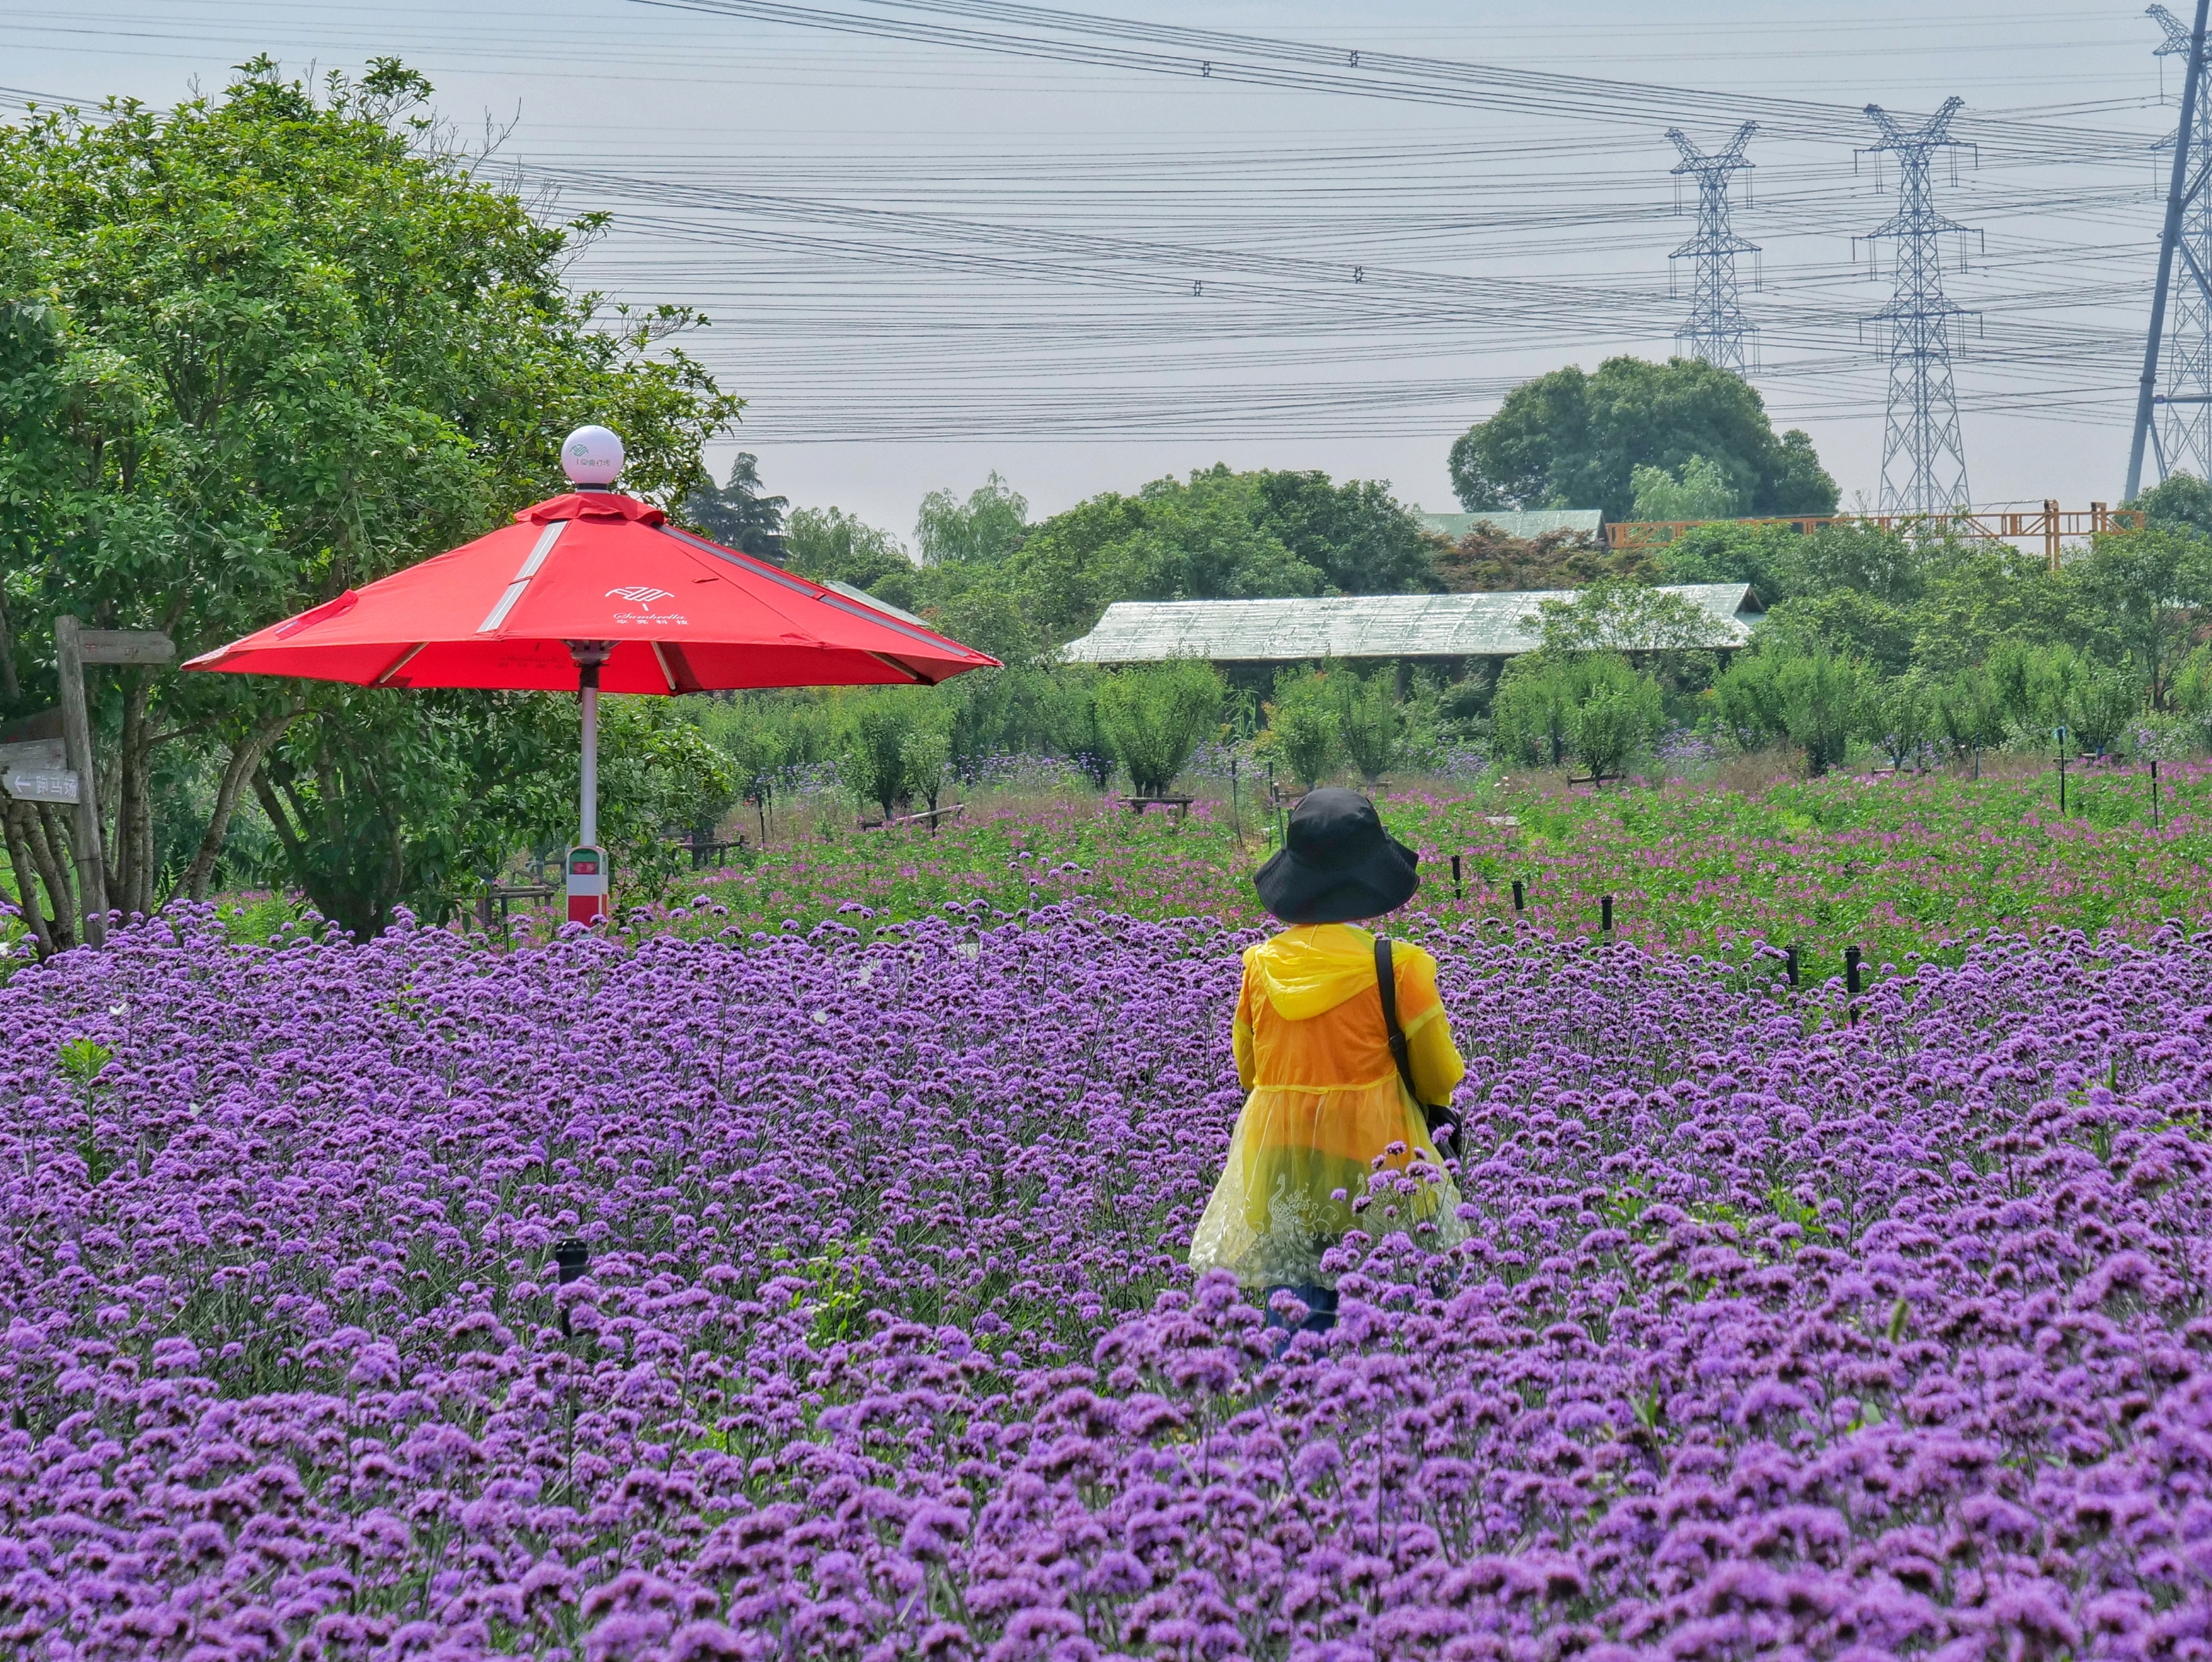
[78,629,175,666]
[2,768,81,805]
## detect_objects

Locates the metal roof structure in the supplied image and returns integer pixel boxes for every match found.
[1418,509,1606,541]
[1059,583,1763,665]
[819,577,929,628]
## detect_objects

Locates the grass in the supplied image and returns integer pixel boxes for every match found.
[16,753,2209,976]
[580,756,2212,971]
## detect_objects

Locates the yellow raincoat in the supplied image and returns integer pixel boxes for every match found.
[1189,923,1468,1289]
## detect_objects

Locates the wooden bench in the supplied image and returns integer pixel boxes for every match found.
[677,836,747,869]
[472,884,557,936]
[860,803,967,833]
[1121,795,1193,821]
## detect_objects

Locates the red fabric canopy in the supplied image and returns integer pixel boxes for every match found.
[184,490,998,692]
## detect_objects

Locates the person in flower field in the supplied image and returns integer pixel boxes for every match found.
[1190,788,1469,1339]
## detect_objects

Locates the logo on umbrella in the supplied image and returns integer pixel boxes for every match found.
[606,586,674,606]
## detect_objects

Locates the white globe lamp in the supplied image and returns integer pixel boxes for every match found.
[561,425,626,489]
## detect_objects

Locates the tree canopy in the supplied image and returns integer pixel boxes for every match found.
[0,58,739,938]
[682,452,787,558]
[912,464,1435,651]
[1448,356,1840,523]
[916,472,1029,567]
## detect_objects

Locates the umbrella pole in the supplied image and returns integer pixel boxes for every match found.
[579,669,599,850]
[567,645,610,926]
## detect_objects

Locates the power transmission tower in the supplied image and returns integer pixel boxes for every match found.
[2130,0,2212,497]
[1861,98,1978,515]
[1666,122,1759,375]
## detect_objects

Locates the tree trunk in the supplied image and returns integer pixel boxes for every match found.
[23,803,78,947]
[0,585,18,702]
[2,803,58,955]
[178,712,298,903]
[252,769,308,864]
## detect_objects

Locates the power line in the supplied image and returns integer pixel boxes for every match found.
[627,0,2164,160]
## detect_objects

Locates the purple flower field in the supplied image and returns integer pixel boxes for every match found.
[5,903,2212,1660]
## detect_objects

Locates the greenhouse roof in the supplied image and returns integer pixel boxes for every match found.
[1059,583,1763,665]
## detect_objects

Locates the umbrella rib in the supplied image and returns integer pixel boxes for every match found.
[373,643,428,686]
[477,520,569,635]
[870,652,930,685]
[650,640,678,692]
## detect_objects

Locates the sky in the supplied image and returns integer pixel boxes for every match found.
[6,1,2192,545]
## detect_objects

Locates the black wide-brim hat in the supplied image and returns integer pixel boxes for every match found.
[1253,788,1420,925]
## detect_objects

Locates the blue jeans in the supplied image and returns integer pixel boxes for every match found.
[1262,1283,1337,1346]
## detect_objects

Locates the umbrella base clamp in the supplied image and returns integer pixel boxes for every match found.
[566,844,606,926]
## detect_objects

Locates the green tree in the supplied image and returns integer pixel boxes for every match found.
[1629,453,1739,521]
[1096,660,1223,797]
[917,584,1044,670]
[844,693,921,821]
[2172,645,2212,748]
[1330,670,1401,784]
[1913,546,2097,676]
[1266,698,1339,791]
[1528,579,1727,685]
[1249,471,1436,594]
[2027,645,2090,744]
[1772,647,1865,776]
[1986,641,2044,736]
[1711,649,1786,752]
[1760,590,1917,677]
[2133,471,2212,539]
[1653,519,1922,607]
[916,472,1029,566]
[782,508,915,600]
[1491,652,1657,773]
[1056,672,1116,790]
[1931,666,2007,761]
[1564,662,1663,779]
[1863,670,1936,771]
[1009,471,1323,644]
[2070,527,2211,709]
[0,58,739,939]
[697,693,798,839]
[1492,657,1576,768]
[902,720,953,814]
[681,452,786,558]
[1448,356,1840,522]
[2067,659,2143,756]
[593,699,741,903]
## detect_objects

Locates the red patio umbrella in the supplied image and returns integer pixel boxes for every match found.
[185,426,998,923]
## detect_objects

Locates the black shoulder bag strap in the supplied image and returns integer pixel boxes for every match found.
[1375,935,1452,1153]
